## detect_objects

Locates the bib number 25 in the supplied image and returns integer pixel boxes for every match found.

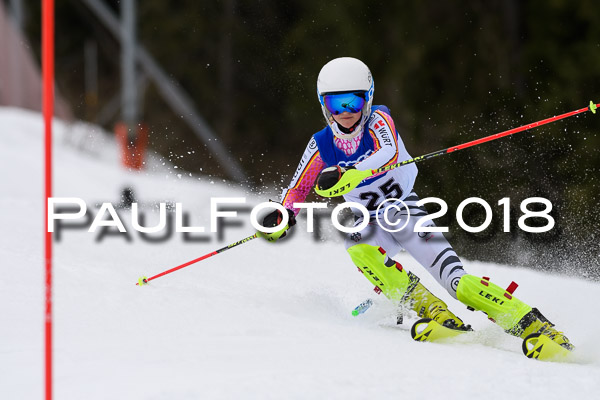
[359,178,403,211]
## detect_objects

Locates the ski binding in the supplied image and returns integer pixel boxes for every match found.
[522,332,573,362]
[411,318,471,342]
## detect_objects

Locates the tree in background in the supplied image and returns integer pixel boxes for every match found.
[20,0,600,275]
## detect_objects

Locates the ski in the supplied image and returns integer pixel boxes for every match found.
[351,298,374,316]
[410,318,472,342]
[411,318,575,362]
[522,333,574,362]
[354,301,576,362]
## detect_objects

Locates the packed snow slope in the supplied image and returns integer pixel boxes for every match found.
[1,107,600,400]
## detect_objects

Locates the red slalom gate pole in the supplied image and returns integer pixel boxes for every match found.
[136,233,260,285]
[42,0,55,399]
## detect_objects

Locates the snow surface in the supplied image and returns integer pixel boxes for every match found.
[1,107,599,400]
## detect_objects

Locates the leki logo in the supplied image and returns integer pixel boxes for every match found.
[478,290,506,306]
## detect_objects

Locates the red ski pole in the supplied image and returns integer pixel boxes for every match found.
[136,233,259,285]
[316,101,599,198]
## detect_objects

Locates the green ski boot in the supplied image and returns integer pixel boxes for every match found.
[347,244,470,331]
[456,274,573,350]
[403,280,469,330]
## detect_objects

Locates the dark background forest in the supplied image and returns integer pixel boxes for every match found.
[17,0,600,276]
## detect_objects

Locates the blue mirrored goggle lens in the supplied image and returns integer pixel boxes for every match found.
[323,92,366,115]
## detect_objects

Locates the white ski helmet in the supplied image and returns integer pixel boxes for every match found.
[317,57,374,139]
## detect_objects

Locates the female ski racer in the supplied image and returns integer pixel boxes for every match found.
[260,57,572,349]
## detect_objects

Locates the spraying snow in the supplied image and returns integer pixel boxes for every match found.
[1,107,599,399]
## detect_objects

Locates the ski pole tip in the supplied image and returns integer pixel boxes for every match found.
[137,276,149,286]
[590,100,598,114]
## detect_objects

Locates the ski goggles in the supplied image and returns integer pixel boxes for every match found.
[323,91,366,115]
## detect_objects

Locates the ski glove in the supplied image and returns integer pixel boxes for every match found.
[260,207,296,242]
[317,165,355,191]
